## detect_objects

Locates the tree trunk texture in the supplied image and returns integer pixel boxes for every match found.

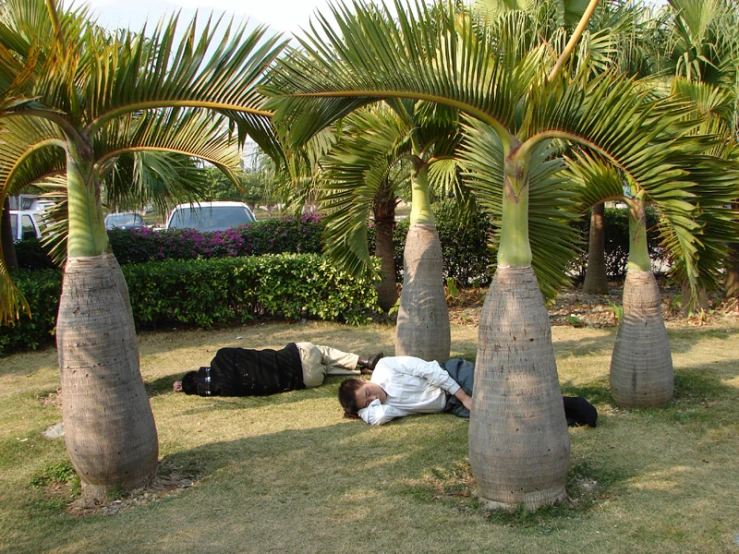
[610,269,673,408]
[57,253,159,498]
[469,266,570,511]
[582,202,608,295]
[725,242,739,300]
[374,196,399,312]
[395,223,450,362]
[2,198,18,270]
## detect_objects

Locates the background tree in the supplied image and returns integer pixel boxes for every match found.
[0,0,285,498]
[321,101,465,357]
[659,0,739,303]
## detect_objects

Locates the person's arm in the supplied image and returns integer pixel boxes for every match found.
[392,357,461,395]
[359,399,412,426]
[453,388,473,411]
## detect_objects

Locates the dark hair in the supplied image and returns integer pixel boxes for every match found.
[181,371,198,395]
[338,378,365,415]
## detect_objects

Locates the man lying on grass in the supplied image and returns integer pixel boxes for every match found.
[338,355,597,427]
[173,342,383,397]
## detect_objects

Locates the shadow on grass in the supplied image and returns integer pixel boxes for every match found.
[666,326,739,355]
[552,332,616,358]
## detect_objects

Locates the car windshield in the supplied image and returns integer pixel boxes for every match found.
[168,206,255,232]
[106,213,142,227]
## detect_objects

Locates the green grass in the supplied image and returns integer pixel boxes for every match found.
[1,321,738,553]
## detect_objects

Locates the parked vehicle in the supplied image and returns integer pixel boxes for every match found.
[8,209,45,241]
[165,201,256,232]
[105,212,146,230]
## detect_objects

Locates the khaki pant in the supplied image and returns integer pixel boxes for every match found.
[296,342,360,388]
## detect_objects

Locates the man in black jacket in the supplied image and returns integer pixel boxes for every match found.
[173,342,383,397]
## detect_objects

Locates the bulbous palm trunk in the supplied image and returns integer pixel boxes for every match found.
[395,223,450,362]
[469,266,570,510]
[610,269,673,407]
[374,195,399,312]
[582,202,608,295]
[57,253,159,498]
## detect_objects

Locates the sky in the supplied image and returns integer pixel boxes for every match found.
[86,0,335,36]
[87,0,667,38]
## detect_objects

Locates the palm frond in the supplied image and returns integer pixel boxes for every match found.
[460,117,580,300]
[93,109,243,180]
[264,0,540,147]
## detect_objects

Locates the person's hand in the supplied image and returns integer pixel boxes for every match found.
[453,388,472,411]
[462,395,472,411]
[173,381,183,392]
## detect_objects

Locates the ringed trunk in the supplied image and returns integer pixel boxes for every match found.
[469,157,569,511]
[57,254,159,497]
[609,205,673,408]
[582,202,608,295]
[395,165,450,361]
[469,266,570,510]
[609,270,673,407]
[395,223,450,361]
[58,143,158,498]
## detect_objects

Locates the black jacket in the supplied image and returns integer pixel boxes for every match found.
[194,343,304,396]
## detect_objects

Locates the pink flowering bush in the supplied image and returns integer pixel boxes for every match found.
[108,214,325,265]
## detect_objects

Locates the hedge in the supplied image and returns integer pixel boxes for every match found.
[570,206,665,280]
[0,269,62,355]
[1,254,380,356]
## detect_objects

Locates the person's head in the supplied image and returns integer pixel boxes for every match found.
[338,378,387,416]
[179,370,198,395]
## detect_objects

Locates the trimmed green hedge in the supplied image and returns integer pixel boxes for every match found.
[1,254,380,356]
[0,269,62,355]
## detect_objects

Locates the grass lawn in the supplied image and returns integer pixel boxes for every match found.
[1,320,738,553]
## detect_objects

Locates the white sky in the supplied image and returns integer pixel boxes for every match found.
[86,0,667,38]
[85,0,334,36]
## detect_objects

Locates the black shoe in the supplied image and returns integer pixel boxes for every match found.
[358,352,384,371]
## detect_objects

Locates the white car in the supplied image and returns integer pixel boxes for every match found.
[165,201,256,232]
[9,209,45,241]
[105,212,146,230]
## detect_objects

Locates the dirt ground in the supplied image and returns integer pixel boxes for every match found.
[447,280,739,329]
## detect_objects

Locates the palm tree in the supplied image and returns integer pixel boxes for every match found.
[263,0,718,509]
[321,101,465,359]
[320,106,409,312]
[0,0,285,498]
[656,0,739,303]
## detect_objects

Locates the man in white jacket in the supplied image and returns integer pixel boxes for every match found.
[338,356,473,426]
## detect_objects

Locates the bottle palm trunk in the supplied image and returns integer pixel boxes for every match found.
[57,254,159,497]
[469,266,570,510]
[395,165,450,361]
[56,144,159,498]
[609,203,673,407]
[395,223,450,361]
[468,160,569,510]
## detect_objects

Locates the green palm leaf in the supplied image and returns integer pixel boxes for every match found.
[460,117,580,300]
